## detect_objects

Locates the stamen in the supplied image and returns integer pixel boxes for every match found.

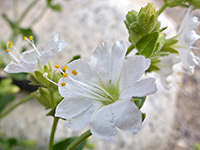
[177,82,184,88]
[29,36,33,41]
[177,72,182,76]
[9,44,13,48]
[61,82,66,87]
[6,49,10,52]
[64,66,69,72]
[72,70,78,76]
[63,73,68,78]
[54,65,60,68]
[43,72,58,86]
[8,41,13,45]
[24,36,41,56]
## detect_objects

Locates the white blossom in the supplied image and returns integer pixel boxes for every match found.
[175,6,200,74]
[4,33,67,73]
[55,41,157,141]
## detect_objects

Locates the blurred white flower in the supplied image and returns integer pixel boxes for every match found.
[158,54,180,89]
[175,6,200,74]
[55,41,157,141]
[4,33,67,73]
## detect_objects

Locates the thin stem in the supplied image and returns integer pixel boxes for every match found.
[29,7,48,27]
[49,117,59,150]
[0,94,34,120]
[13,0,18,21]
[16,0,39,25]
[66,130,92,150]
[158,3,168,15]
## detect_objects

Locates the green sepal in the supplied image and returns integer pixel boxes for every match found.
[133,97,146,109]
[136,32,159,58]
[34,71,50,87]
[69,55,81,63]
[146,56,161,72]
[126,44,135,56]
[53,137,86,150]
[46,107,56,117]
[153,33,166,54]
[29,73,40,86]
[142,113,146,122]
[34,87,52,109]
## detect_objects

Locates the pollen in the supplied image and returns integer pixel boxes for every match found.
[72,70,78,76]
[61,82,66,87]
[29,36,33,41]
[6,49,10,52]
[177,82,184,88]
[64,66,69,72]
[63,73,68,78]
[54,65,60,68]
[24,36,27,40]
[177,72,182,76]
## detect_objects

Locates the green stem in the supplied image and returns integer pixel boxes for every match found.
[16,0,39,25]
[158,3,168,15]
[29,7,48,27]
[0,94,34,120]
[49,117,59,150]
[66,130,92,150]
[13,0,18,21]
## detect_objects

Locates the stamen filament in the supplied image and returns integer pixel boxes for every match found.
[43,73,58,86]
[25,37,41,56]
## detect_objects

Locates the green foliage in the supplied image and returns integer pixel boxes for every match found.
[47,0,62,12]
[194,143,200,150]
[0,94,14,114]
[53,137,86,150]
[0,135,40,150]
[189,0,200,8]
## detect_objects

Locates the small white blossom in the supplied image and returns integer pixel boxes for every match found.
[158,54,180,89]
[175,6,200,74]
[55,41,157,141]
[4,33,67,73]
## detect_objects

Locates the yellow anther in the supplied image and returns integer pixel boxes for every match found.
[29,36,33,41]
[64,66,69,72]
[61,82,66,87]
[24,36,27,40]
[63,73,68,78]
[6,49,10,52]
[177,72,182,76]
[177,82,184,88]
[9,44,13,48]
[8,41,13,45]
[54,65,60,68]
[72,70,78,76]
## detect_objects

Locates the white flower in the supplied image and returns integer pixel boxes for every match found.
[55,41,157,141]
[175,6,200,74]
[4,33,67,73]
[158,54,180,89]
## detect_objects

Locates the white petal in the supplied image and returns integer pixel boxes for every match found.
[183,30,200,46]
[120,55,151,92]
[21,49,39,63]
[90,42,111,83]
[55,97,95,119]
[121,78,157,98]
[111,100,142,133]
[66,103,100,130]
[110,41,127,85]
[67,59,99,84]
[4,61,37,73]
[90,105,116,141]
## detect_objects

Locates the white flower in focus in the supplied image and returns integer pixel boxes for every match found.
[158,54,180,89]
[4,33,67,73]
[175,6,200,74]
[55,41,157,141]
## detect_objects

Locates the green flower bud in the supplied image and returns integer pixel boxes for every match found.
[138,3,158,33]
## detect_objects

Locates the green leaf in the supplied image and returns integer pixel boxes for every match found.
[0,94,15,113]
[53,137,86,150]
[136,32,159,58]
[69,55,81,63]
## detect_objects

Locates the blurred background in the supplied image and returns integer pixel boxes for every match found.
[0,0,199,150]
